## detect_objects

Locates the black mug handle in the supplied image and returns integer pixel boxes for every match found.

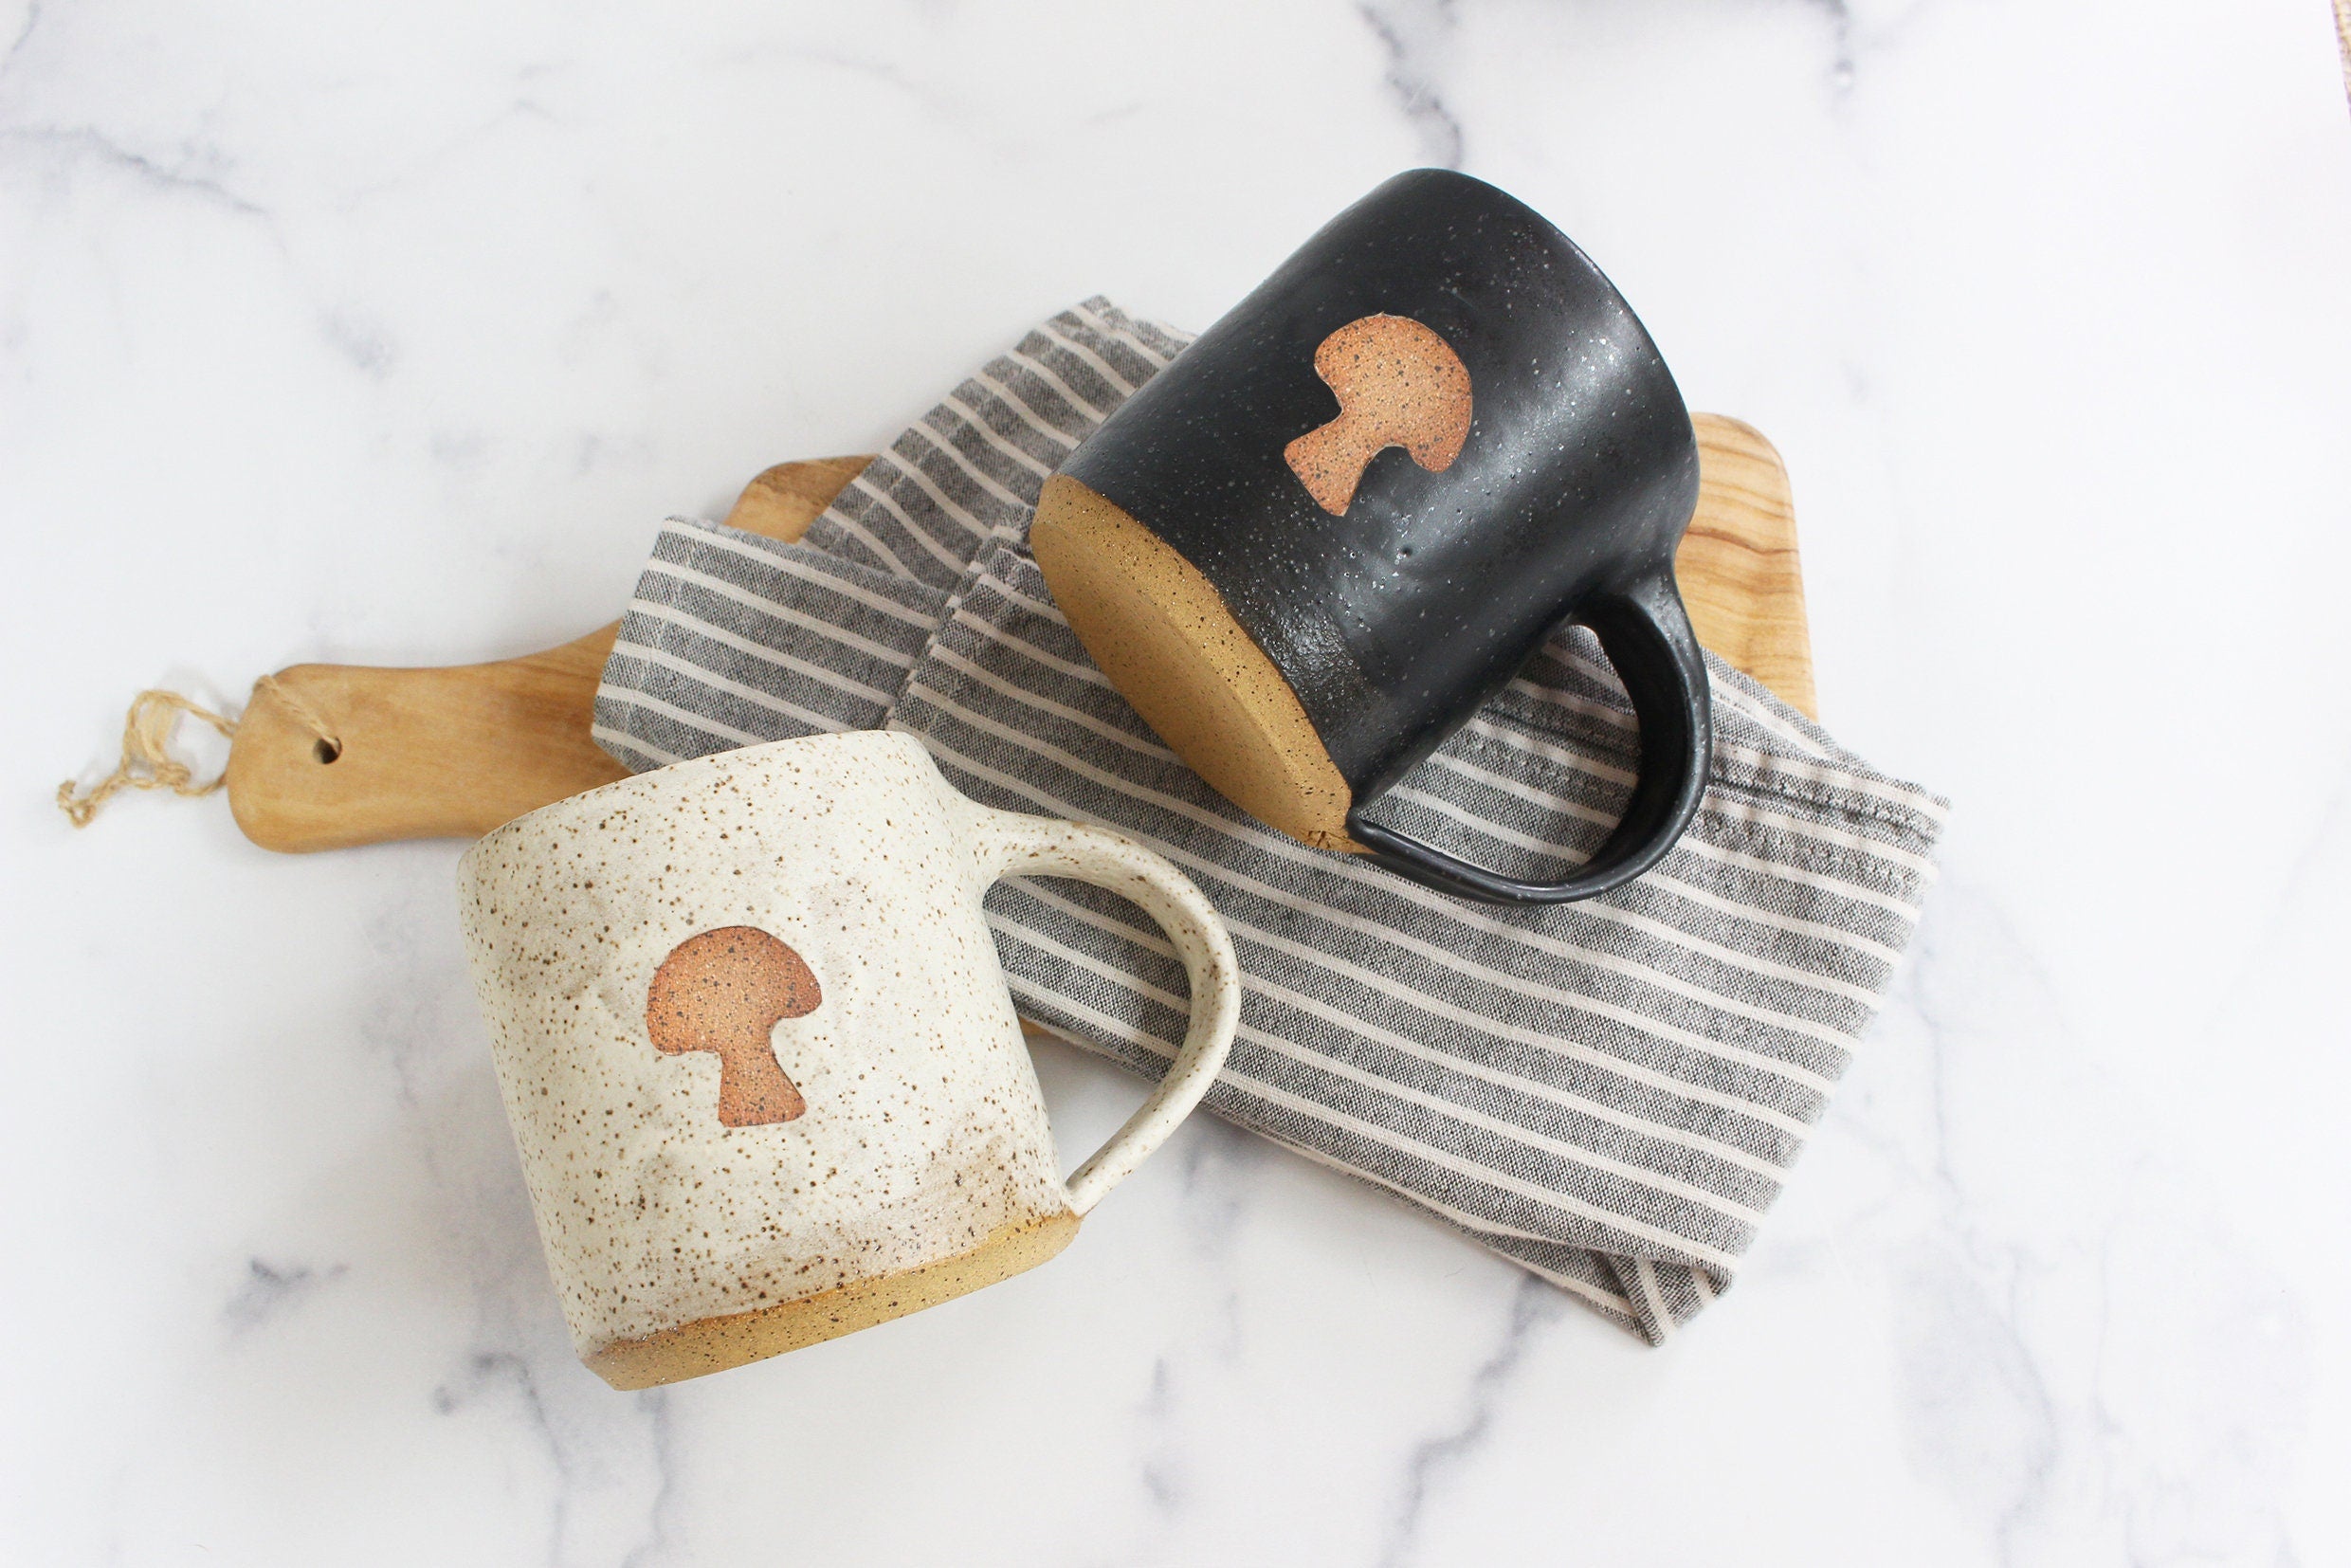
[1343,570,1712,905]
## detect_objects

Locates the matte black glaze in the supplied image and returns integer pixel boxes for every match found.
[1059,169,1710,903]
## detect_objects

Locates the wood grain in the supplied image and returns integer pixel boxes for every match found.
[2338,0,2351,109]
[223,421,1812,853]
[1676,415,1817,719]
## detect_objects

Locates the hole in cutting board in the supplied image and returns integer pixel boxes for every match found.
[313,738,343,765]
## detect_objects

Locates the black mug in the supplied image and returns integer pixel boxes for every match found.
[1031,169,1708,904]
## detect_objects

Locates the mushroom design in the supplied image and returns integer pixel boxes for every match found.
[1284,313,1473,516]
[645,925,822,1127]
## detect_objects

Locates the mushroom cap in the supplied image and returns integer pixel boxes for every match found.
[646,925,821,1057]
[1309,313,1472,467]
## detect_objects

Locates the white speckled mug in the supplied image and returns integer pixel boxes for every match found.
[458,730,1240,1389]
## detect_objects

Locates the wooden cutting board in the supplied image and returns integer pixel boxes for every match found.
[223,415,1813,853]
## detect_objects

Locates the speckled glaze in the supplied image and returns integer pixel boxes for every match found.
[457,730,1239,1387]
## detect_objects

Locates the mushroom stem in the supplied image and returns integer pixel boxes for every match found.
[715,1048,808,1127]
[1285,421,1390,515]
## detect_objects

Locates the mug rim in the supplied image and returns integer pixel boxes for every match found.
[1405,166,1687,432]
[460,729,929,874]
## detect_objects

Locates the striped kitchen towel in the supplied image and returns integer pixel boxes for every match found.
[593,299,1947,1341]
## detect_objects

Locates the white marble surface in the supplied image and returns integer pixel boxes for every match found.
[7,1,2349,1561]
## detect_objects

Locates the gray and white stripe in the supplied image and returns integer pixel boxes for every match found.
[593,299,1945,1342]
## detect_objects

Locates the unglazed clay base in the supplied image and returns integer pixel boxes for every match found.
[585,1211,1081,1390]
[1030,474,1363,852]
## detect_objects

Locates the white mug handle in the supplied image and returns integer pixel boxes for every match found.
[952,799,1241,1215]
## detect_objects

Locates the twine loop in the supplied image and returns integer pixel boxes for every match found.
[55,676,340,828]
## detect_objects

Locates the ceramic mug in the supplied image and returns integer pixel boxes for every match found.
[457,729,1240,1389]
[1031,168,1710,904]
